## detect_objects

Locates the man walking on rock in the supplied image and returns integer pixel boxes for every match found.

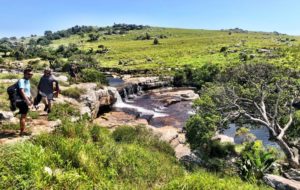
[34,68,60,114]
[17,68,33,136]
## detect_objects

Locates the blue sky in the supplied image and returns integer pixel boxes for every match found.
[0,0,299,37]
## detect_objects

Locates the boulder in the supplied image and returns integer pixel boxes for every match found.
[284,169,300,182]
[53,75,68,83]
[0,111,14,121]
[264,174,300,190]
[212,134,234,144]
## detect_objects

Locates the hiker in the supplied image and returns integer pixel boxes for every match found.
[34,68,60,113]
[68,64,78,82]
[17,68,33,136]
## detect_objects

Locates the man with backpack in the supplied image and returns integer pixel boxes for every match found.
[34,68,60,114]
[16,68,33,136]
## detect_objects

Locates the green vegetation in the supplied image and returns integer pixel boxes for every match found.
[2,24,300,74]
[185,62,300,179]
[61,87,85,100]
[239,141,277,182]
[80,68,107,84]
[0,83,11,111]
[0,119,272,189]
[162,170,271,190]
[0,120,184,189]
[48,103,80,121]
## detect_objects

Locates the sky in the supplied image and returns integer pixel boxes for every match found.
[0,0,300,37]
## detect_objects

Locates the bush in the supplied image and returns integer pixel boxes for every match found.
[112,126,175,156]
[0,57,4,64]
[0,142,92,190]
[162,170,272,190]
[61,87,85,100]
[153,38,159,45]
[32,123,184,189]
[208,141,235,158]
[238,141,277,182]
[81,68,107,84]
[0,73,20,79]
[48,103,80,121]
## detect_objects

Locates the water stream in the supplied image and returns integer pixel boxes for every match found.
[107,76,279,148]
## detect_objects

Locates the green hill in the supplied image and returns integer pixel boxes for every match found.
[2,24,300,73]
[48,27,300,71]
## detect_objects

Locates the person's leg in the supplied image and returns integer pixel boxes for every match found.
[47,101,52,113]
[20,114,26,134]
[17,101,29,135]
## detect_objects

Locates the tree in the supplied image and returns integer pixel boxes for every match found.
[44,30,53,37]
[205,63,300,167]
[87,33,100,42]
[0,40,12,56]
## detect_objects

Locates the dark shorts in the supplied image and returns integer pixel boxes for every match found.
[16,101,29,115]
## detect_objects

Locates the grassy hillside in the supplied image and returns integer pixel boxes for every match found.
[49,27,300,72]
[0,117,271,189]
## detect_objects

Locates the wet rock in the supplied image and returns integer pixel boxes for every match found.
[264,174,300,190]
[163,98,181,107]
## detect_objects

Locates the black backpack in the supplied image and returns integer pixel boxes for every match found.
[7,80,22,111]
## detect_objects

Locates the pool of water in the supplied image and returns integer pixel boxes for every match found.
[223,124,281,148]
[107,77,124,87]
[125,91,193,128]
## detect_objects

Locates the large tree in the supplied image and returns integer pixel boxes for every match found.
[189,63,300,167]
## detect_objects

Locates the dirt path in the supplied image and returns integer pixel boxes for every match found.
[0,110,61,145]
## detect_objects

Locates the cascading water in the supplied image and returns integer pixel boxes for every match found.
[109,87,168,118]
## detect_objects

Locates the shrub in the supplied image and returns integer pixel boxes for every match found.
[162,170,272,190]
[48,103,80,121]
[81,68,107,84]
[28,111,39,119]
[208,141,235,158]
[61,87,85,100]
[0,57,4,64]
[0,123,19,130]
[238,140,277,182]
[153,38,159,45]
[112,126,175,156]
[0,73,20,79]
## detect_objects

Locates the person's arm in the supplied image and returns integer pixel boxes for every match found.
[18,80,32,106]
[54,80,60,97]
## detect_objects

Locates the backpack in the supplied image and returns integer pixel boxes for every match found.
[7,80,22,111]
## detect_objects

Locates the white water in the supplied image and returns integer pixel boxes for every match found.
[110,87,168,118]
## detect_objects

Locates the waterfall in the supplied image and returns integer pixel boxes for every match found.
[109,87,168,118]
[123,88,128,99]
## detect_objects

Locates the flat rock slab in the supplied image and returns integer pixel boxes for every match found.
[264,174,300,190]
[93,111,148,129]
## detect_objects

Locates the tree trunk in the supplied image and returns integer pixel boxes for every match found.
[276,137,299,168]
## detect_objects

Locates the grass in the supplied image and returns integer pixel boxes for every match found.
[0,73,21,79]
[0,122,185,189]
[0,123,19,130]
[61,87,85,100]
[161,169,272,190]
[0,83,11,111]
[0,121,273,189]
[48,27,300,73]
